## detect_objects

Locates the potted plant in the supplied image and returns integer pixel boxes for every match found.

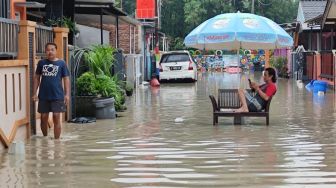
[76,72,97,117]
[125,82,134,96]
[75,45,126,118]
[46,17,80,36]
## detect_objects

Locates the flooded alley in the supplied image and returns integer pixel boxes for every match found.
[1,72,336,188]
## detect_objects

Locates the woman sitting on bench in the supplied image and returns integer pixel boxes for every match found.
[236,67,277,112]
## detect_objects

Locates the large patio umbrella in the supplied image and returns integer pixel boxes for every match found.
[184,12,293,50]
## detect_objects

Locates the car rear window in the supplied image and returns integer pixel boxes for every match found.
[161,53,190,63]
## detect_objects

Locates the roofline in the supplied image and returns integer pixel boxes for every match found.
[305,14,323,24]
[322,0,336,28]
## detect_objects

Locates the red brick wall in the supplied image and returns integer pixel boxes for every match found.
[86,23,140,54]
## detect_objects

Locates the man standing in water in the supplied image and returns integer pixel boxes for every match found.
[33,43,70,139]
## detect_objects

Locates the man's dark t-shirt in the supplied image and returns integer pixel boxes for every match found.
[36,59,70,100]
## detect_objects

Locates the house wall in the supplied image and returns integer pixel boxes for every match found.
[11,0,26,20]
[121,25,139,54]
[76,24,110,48]
[0,60,29,152]
[85,23,140,54]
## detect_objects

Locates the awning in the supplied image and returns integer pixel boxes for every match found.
[15,1,45,8]
[75,3,127,16]
[75,14,139,26]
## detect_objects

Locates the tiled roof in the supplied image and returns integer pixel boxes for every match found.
[301,0,327,21]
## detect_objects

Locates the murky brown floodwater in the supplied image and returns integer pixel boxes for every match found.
[1,72,336,188]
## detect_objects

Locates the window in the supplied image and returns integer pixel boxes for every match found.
[161,53,190,63]
[0,0,10,18]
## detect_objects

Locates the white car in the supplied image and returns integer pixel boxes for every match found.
[158,51,197,81]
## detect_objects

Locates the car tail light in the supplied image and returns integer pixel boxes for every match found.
[188,61,193,70]
[159,64,163,72]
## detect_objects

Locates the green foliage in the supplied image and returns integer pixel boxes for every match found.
[85,45,116,77]
[161,0,187,38]
[170,37,186,50]
[125,82,134,92]
[46,17,79,34]
[114,0,136,17]
[76,73,126,111]
[76,72,97,96]
[161,0,299,39]
[270,56,288,78]
[75,45,126,111]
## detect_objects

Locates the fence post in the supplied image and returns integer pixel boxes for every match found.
[53,27,69,63]
[53,27,70,121]
[333,50,336,92]
[315,51,320,80]
[18,20,37,137]
[18,21,36,60]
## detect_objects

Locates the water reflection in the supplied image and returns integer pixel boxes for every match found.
[1,72,336,187]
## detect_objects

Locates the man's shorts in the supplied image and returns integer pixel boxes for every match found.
[244,91,263,112]
[38,100,66,113]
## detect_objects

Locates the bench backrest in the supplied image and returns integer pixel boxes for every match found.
[218,89,241,109]
[209,95,219,111]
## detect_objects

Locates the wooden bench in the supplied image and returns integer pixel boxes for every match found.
[209,89,273,125]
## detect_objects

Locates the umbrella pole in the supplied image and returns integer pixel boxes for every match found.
[237,49,240,67]
[265,50,270,69]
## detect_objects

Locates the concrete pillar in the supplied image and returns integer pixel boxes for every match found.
[18,20,36,137]
[53,27,70,120]
[17,21,36,60]
[53,27,69,63]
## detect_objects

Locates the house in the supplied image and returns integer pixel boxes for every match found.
[293,0,336,88]
[296,0,328,51]
[27,0,147,87]
[0,0,70,152]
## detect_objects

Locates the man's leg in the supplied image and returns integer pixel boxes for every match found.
[40,113,49,136]
[236,89,249,112]
[52,113,61,139]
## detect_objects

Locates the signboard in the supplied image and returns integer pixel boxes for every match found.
[136,0,156,19]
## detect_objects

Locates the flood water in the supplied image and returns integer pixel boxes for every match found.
[1,72,336,188]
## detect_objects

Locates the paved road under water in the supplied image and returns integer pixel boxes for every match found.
[1,72,336,187]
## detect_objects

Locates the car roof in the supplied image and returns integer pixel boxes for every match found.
[162,50,190,55]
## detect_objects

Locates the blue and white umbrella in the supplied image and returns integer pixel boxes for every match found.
[184,12,293,50]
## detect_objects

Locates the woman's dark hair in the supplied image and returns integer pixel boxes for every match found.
[265,67,277,83]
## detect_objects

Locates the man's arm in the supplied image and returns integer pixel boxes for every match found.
[63,76,70,105]
[32,74,41,101]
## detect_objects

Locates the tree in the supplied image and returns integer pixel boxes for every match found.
[140,0,299,46]
[161,0,186,38]
[114,0,136,16]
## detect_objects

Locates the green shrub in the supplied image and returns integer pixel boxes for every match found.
[93,74,125,111]
[85,45,116,77]
[270,56,288,78]
[75,44,126,111]
[76,72,97,96]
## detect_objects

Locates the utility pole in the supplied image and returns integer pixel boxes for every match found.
[252,0,255,14]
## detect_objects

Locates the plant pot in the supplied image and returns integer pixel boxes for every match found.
[126,90,133,96]
[75,96,96,117]
[93,97,116,119]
